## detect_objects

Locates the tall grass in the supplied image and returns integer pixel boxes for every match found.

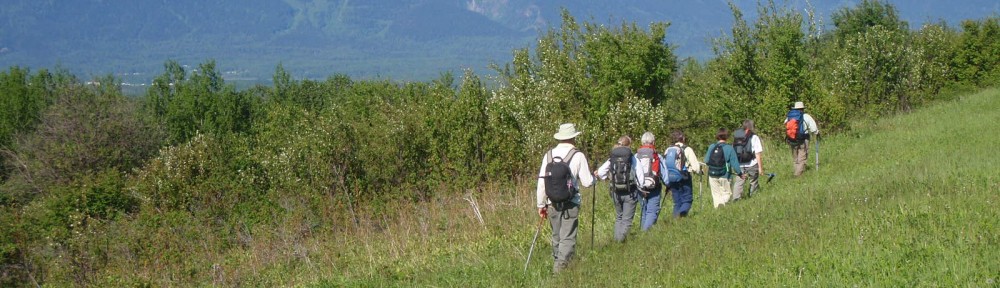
[82,89,995,286]
[301,88,998,287]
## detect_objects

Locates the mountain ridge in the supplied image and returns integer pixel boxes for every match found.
[1,0,997,82]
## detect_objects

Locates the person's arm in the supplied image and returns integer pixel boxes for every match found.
[536,152,549,210]
[685,146,702,174]
[752,136,764,175]
[632,155,643,184]
[595,160,611,179]
[804,114,819,135]
[727,145,743,176]
[576,153,594,188]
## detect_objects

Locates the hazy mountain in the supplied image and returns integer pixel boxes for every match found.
[0,0,997,83]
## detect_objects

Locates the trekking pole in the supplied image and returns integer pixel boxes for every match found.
[698,171,704,211]
[815,134,820,172]
[523,216,545,273]
[590,183,597,249]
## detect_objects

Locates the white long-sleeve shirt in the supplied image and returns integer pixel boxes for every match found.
[659,143,703,175]
[536,143,594,208]
[595,155,642,182]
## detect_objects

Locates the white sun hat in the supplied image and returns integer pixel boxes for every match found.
[553,123,582,140]
[792,101,805,109]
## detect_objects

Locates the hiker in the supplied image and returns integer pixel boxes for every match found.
[704,128,742,208]
[635,132,663,231]
[536,123,594,273]
[661,130,702,217]
[732,119,764,201]
[594,136,638,242]
[784,101,819,177]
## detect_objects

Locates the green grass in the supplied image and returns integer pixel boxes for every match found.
[307,88,999,287]
[540,88,1000,286]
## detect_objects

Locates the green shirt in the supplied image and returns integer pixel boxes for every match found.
[703,142,742,178]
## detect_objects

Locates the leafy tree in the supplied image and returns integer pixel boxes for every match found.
[0,67,66,180]
[831,25,915,115]
[147,60,257,144]
[492,9,676,171]
[952,17,1000,86]
[911,22,959,100]
[4,76,163,198]
[713,1,811,136]
[831,0,907,46]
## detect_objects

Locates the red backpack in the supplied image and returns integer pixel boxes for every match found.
[785,109,808,144]
[635,146,660,191]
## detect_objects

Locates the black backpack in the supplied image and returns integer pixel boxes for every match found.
[608,146,634,193]
[706,143,728,177]
[544,148,579,203]
[733,129,755,163]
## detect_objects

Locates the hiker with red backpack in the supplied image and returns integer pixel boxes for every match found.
[594,135,639,242]
[732,119,764,201]
[536,123,595,273]
[661,130,702,217]
[784,102,819,177]
[635,132,664,231]
[703,128,743,208]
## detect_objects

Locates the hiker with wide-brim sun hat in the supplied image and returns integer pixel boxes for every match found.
[536,123,594,273]
[783,101,819,177]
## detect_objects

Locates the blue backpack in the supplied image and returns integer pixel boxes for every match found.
[661,145,689,183]
[785,109,808,144]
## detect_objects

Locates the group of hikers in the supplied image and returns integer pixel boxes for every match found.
[534,101,819,273]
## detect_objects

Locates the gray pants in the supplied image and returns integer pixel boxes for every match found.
[609,189,638,242]
[547,204,579,272]
[792,141,809,176]
[732,163,759,200]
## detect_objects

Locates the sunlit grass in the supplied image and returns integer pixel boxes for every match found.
[300,88,998,287]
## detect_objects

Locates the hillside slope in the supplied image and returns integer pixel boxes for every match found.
[301,91,998,287]
[544,88,1000,286]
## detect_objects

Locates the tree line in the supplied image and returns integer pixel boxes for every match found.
[1,1,998,286]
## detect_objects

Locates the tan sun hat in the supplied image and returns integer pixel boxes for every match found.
[553,123,582,140]
[792,101,805,109]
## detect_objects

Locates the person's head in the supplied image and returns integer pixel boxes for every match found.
[792,101,806,110]
[742,119,755,133]
[616,135,632,148]
[716,128,729,141]
[670,129,686,144]
[553,123,581,143]
[640,131,655,145]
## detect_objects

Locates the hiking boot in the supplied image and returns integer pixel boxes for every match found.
[553,260,568,273]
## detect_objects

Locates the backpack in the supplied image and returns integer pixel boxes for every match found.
[608,146,634,193]
[544,148,579,203]
[662,145,690,183]
[733,129,755,163]
[785,109,809,144]
[634,147,660,191]
[706,143,728,177]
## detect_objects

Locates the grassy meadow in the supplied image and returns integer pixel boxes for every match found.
[310,88,998,287]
